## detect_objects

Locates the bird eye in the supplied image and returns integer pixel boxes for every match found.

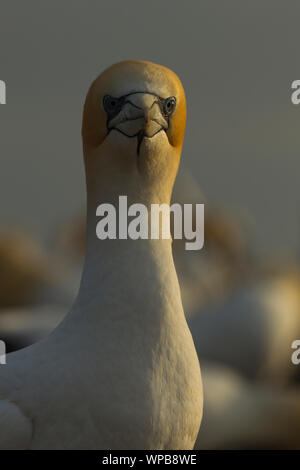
[163,96,176,116]
[103,95,119,113]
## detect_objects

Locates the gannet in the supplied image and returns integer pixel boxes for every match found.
[0,60,202,450]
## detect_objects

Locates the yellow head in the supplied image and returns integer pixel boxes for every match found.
[82,60,186,205]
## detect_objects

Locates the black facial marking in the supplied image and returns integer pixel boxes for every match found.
[103,95,125,119]
[102,91,176,159]
[137,130,145,156]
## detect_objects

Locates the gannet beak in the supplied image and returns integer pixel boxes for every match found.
[106,92,168,138]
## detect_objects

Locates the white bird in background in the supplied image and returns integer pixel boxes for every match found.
[190,267,300,384]
[196,361,300,449]
[0,60,202,450]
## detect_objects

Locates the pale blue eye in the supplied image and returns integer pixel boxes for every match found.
[103,95,119,113]
[163,96,176,116]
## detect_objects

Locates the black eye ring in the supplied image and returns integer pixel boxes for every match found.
[103,95,119,113]
[163,96,176,116]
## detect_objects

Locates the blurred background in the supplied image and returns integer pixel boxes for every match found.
[1,0,300,449]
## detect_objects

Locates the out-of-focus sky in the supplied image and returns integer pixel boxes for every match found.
[0,1,300,255]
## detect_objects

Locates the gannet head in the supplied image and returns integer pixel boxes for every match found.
[82,60,186,203]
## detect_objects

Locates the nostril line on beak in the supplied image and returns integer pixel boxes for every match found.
[144,109,151,123]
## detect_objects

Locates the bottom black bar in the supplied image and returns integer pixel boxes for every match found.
[0,450,298,466]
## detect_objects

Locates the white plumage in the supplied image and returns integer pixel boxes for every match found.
[0,60,202,450]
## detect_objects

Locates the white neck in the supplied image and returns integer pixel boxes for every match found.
[66,196,183,329]
[65,135,184,325]
[77,226,180,313]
